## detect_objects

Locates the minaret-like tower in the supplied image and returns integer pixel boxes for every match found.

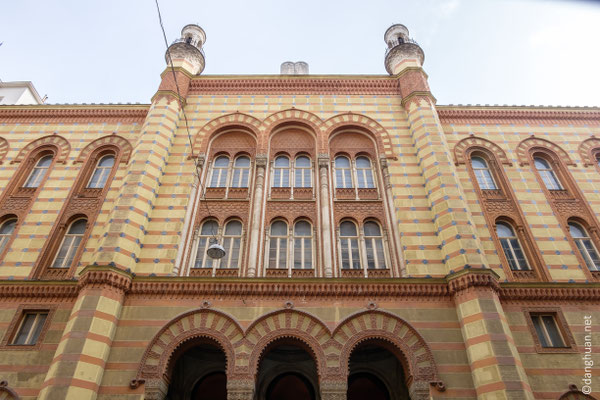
[165,24,206,75]
[383,24,424,75]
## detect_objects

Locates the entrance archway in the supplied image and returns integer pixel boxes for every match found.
[166,340,227,400]
[347,341,410,400]
[256,338,319,400]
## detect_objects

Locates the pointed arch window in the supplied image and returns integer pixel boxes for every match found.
[0,218,17,255]
[294,156,312,188]
[24,155,52,188]
[293,220,313,269]
[534,157,562,190]
[194,220,219,269]
[51,219,87,269]
[231,156,250,188]
[335,156,353,188]
[496,222,530,271]
[471,156,497,190]
[272,156,290,188]
[209,156,230,188]
[87,155,115,188]
[355,157,375,189]
[269,221,288,269]
[221,220,243,269]
[364,221,386,269]
[339,221,361,269]
[569,222,600,271]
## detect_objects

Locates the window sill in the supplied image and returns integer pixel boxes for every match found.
[340,269,364,278]
[511,269,537,281]
[368,268,391,278]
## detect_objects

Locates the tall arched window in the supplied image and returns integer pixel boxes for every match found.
[221,220,242,269]
[194,220,218,269]
[273,156,290,188]
[339,221,360,269]
[569,222,600,271]
[471,156,497,190]
[209,156,230,187]
[355,157,375,189]
[51,219,87,269]
[0,218,17,255]
[293,220,313,269]
[335,156,353,188]
[294,156,312,187]
[231,156,250,188]
[269,221,288,269]
[496,222,530,271]
[364,221,386,269]
[87,155,115,188]
[24,155,53,188]
[534,157,562,190]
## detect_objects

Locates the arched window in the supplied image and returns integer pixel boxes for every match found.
[339,221,360,269]
[24,155,53,188]
[231,156,250,188]
[51,219,87,269]
[364,221,386,269]
[534,157,562,190]
[294,156,312,188]
[335,156,353,188]
[471,156,497,190]
[221,220,242,269]
[273,156,290,188]
[0,218,17,255]
[569,222,600,271]
[355,157,375,189]
[496,222,529,271]
[269,221,288,269]
[209,156,230,188]
[293,221,313,269]
[87,155,115,188]
[194,220,219,269]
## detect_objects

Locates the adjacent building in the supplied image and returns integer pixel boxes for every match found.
[0,23,598,400]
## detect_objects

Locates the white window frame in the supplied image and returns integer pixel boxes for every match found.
[267,220,289,270]
[272,155,291,188]
[293,155,313,188]
[334,156,354,189]
[363,221,388,270]
[355,156,376,189]
[292,220,314,270]
[338,221,362,271]
[230,156,251,188]
[208,156,230,188]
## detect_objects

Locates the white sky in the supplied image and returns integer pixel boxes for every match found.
[1,0,599,106]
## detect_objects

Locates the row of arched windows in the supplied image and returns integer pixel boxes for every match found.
[191,218,388,273]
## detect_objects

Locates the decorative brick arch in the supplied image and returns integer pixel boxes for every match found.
[0,381,19,400]
[324,113,394,159]
[261,109,323,149]
[516,136,575,166]
[134,308,244,385]
[578,137,600,167]
[331,310,440,391]
[194,112,262,155]
[74,134,133,164]
[453,136,511,165]
[12,134,70,164]
[0,138,8,164]
[244,308,330,380]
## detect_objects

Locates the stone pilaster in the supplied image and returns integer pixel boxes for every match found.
[227,379,254,400]
[379,157,404,276]
[448,269,534,400]
[318,155,333,277]
[38,266,132,400]
[247,155,267,277]
[321,380,346,400]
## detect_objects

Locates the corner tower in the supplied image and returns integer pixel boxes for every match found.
[384,24,424,75]
[165,24,206,75]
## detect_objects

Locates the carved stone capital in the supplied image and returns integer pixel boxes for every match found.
[318,155,330,169]
[196,154,206,169]
[446,268,500,295]
[255,155,268,168]
[408,380,430,400]
[379,156,389,170]
[78,265,133,293]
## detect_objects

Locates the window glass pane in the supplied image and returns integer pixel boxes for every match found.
[340,221,357,236]
[295,156,310,167]
[98,155,115,167]
[271,221,287,236]
[350,239,360,269]
[194,237,210,268]
[38,156,53,167]
[200,220,218,235]
[569,223,586,238]
[335,169,344,188]
[275,156,289,167]
[30,313,48,344]
[376,239,386,269]
[282,169,289,186]
[471,157,487,169]
[534,158,550,170]
[68,220,87,234]
[278,238,287,267]
[496,223,514,238]
[542,316,565,347]
[531,316,550,348]
[228,238,241,268]
[303,169,311,187]
[356,157,371,168]
[214,156,229,167]
[14,314,36,345]
[500,238,518,270]
[0,219,17,235]
[294,221,311,236]
[304,239,312,269]
[335,156,350,168]
[341,240,350,269]
[234,156,250,167]
[366,239,375,269]
[24,168,45,188]
[364,222,381,236]
[225,221,242,235]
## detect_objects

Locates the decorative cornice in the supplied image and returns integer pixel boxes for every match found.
[189,76,401,95]
[498,284,600,301]
[0,281,78,300]
[446,268,501,294]
[0,106,149,123]
[78,265,133,293]
[438,107,600,125]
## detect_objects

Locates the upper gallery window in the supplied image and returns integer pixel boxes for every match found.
[335,156,353,188]
[534,157,562,190]
[209,156,230,188]
[192,220,243,270]
[267,220,314,271]
[339,221,361,269]
[355,157,375,189]
[364,221,386,269]
[496,222,530,271]
[294,156,312,188]
[471,156,497,190]
[268,220,288,269]
[272,156,290,188]
[51,219,87,269]
[11,311,48,345]
[0,218,17,255]
[87,155,115,188]
[231,156,250,188]
[569,222,600,271]
[293,220,313,269]
[221,220,243,268]
[334,155,376,190]
[24,155,53,188]
[194,220,219,269]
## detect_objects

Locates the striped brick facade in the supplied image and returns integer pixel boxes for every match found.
[0,24,599,400]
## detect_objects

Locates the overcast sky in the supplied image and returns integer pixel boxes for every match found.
[1,0,599,106]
